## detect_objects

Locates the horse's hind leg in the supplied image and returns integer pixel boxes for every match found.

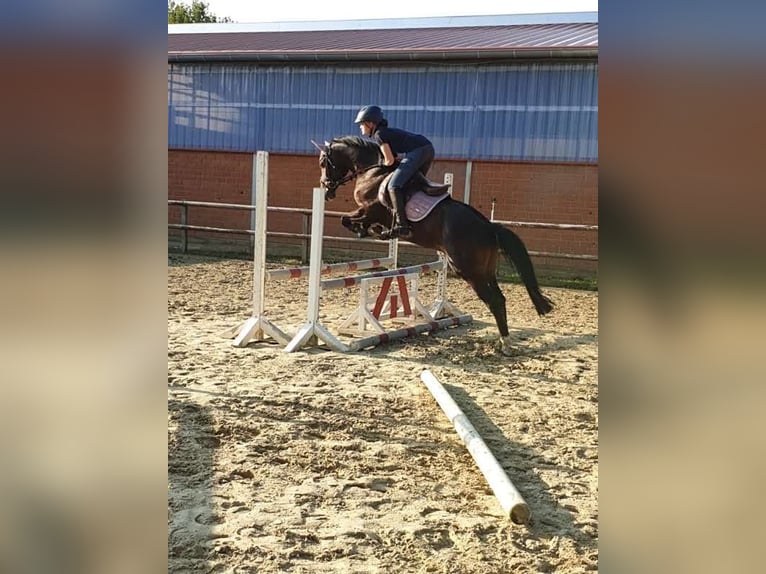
[445,231,512,353]
[487,277,518,356]
[468,277,514,355]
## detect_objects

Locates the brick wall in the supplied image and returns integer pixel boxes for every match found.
[168,149,253,232]
[168,150,597,275]
[470,161,598,274]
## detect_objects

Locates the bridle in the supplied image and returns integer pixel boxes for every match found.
[320,149,356,191]
[318,143,385,197]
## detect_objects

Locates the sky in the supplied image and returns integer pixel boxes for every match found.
[200,0,598,24]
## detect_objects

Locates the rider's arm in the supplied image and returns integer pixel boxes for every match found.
[380,143,396,166]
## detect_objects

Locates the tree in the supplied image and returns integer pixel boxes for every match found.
[168,1,233,24]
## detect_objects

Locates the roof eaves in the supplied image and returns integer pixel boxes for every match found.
[168,46,598,63]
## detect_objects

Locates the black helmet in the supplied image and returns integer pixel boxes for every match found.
[354,105,384,124]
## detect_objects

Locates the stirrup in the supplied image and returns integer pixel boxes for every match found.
[380,225,411,240]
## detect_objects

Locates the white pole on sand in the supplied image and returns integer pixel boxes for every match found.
[284,188,350,353]
[419,369,530,525]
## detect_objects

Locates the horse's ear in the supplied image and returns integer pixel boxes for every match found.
[324,140,331,148]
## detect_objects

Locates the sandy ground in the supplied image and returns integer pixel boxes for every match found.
[168,253,598,573]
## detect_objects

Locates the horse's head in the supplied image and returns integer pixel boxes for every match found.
[314,140,353,200]
[314,137,384,200]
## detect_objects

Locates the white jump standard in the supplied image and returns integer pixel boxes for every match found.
[283,188,351,353]
[334,260,462,337]
[337,273,432,336]
[222,152,292,347]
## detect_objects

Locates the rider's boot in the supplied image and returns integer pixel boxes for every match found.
[386,187,413,240]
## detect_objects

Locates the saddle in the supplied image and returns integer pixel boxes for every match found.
[412,173,452,196]
[377,173,451,206]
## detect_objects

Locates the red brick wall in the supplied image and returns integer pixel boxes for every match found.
[168,150,597,274]
[470,161,598,273]
[168,150,253,232]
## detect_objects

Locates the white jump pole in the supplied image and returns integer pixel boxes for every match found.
[223,152,291,347]
[419,369,530,524]
[284,188,349,353]
[320,260,444,290]
[349,314,472,351]
[265,256,396,281]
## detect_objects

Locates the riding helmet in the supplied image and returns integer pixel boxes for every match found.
[354,105,385,124]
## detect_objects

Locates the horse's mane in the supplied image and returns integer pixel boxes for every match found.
[332,135,377,150]
[331,135,382,166]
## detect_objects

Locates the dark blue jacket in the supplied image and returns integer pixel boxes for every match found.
[374,127,431,155]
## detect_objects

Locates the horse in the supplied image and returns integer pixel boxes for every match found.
[316,136,554,355]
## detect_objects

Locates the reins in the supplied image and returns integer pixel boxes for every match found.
[332,162,384,187]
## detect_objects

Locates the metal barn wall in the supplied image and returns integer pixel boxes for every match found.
[167,61,597,163]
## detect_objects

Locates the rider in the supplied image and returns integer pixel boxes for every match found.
[354,105,435,239]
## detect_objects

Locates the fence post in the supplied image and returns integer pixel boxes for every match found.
[180,204,188,254]
[463,160,472,205]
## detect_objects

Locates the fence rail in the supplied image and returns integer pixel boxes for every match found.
[168,199,347,218]
[168,199,597,263]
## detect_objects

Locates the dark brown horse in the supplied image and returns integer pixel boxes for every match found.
[317,136,554,355]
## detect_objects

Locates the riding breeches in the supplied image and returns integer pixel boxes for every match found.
[389,144,435,191]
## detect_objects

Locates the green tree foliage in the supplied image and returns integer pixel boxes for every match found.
[168,1,233,23]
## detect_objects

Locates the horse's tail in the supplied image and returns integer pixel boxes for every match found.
[493,223,554,316]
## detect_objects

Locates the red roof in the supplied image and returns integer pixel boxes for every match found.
[168,23,598,62]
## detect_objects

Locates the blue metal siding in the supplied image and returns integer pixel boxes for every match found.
[168,62,597,162]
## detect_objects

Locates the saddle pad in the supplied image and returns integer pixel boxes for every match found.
[405,191,449,222]
[376,173,449,221]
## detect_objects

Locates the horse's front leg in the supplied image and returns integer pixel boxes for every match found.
[341,207,371,238]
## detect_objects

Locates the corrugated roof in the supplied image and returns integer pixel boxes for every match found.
[168,21,598,62]
[168,12,598,33]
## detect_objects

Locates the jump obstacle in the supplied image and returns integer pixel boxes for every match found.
[222,151,397,347]
[225,152,471,352]
[420,369,530,524]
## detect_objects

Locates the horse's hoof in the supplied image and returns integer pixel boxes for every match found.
[392,225,413,240]
[499,337,514,356]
